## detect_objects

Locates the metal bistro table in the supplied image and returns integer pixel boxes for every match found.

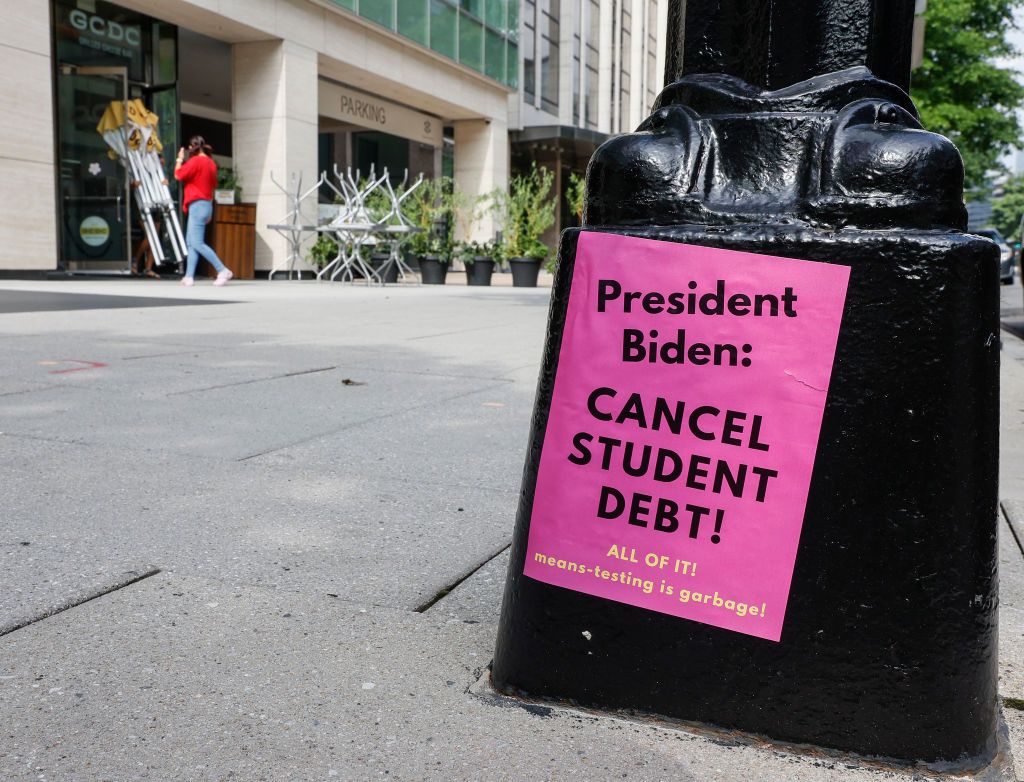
[266,222,318,280]
[315,221,379,284]
[266,171,325,281]
[314,223,422,285]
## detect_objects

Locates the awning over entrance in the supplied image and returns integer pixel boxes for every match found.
[509,124,608,152]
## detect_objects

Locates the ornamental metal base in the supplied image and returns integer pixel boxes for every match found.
[492,225,1000,765]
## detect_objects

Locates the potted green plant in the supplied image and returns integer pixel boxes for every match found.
[565,170,586,227]
[495,164,556,287]
[359,180,399,282]
[363,246,400,283]
[215,167,242,204]
[406,177,459,284]
[307,233,338,271]
[456,239,498,286]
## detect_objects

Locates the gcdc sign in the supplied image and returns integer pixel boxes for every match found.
[317,80,442,147]
[68,9,142,47]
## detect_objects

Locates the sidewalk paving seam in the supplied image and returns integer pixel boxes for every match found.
[121,349,217,361]
[0,384,63,398]
[164,365,338,397]
[405,322,519,341]
[0,567,160,639]
[297,362,522,383]
[1004,502,1024,558]
[415,542,512,613]
[236,379,514,461]
[0,431,83,447]
[0,427,522,495]
[0,428,238,466]
[150,568,499,617]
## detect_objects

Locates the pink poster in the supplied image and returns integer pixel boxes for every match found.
[523,232,850,641]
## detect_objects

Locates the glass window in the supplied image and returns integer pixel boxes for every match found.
[588,0,600,49]
[539,0,559,26]
[618,0,631,131]
[318,133,335,203]
[153,22,176,85]
[485,29,505,82]
[573,73,580,122]
[542,3,560,39]
[360,0,395,28]
[459,12,484,71]
[586,0,600,121]
[398,0,429,44]
[150,88,178,191]
[540,0,559,112]
[585,64,599,128]
[573,0,580,125]
[325,0,517,85]
[54,0,148,82]
[461,0,484,18]
[541,36,559,113]
[647,49,657,103]
[485,0,506,29]
[523,0,536,101]
[609,3,617,108]
[442,135,455,179]
[354,131,410,181]
[507,0,519,40]
[430,0,458,60]
[573,59,580,124]
[506,41,519,87]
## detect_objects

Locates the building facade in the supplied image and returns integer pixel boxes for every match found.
[509,0,668,243]
[2,0,516,275]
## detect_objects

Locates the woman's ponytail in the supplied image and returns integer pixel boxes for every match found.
[186,135,214,159]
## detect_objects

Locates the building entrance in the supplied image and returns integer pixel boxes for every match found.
[52,0,178,273]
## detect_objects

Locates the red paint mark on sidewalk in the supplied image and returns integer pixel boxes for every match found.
[40,360,108,375]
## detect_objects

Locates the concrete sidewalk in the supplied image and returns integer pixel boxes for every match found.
[0,276,1021,781]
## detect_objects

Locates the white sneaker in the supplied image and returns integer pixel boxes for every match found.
[181,277,194,287]
[213,269,233,287]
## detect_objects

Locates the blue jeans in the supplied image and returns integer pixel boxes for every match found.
[185,199,226,278]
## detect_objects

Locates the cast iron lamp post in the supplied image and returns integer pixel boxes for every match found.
[493,0,1000,768]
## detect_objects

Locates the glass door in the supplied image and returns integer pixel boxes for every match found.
[56,64,131,271]
[133,81,180,270]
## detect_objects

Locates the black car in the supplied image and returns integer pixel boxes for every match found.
[974,227,1016,285]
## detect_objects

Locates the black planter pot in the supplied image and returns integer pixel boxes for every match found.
[509,256,543,287]
[465,257,495,286]
[418,255,448,284]
[369,254,399,284]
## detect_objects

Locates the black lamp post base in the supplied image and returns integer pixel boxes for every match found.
[493,225,1000,765]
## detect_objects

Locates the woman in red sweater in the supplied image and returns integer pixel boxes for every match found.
[174,136,233,286]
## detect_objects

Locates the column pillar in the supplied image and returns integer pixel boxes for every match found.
[232,40,319,273]
[0,4,56,270]
[453,118,508,242]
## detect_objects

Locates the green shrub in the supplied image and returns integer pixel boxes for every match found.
[494,164,556,263]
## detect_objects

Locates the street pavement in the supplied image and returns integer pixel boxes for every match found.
[0,275,1021,781]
